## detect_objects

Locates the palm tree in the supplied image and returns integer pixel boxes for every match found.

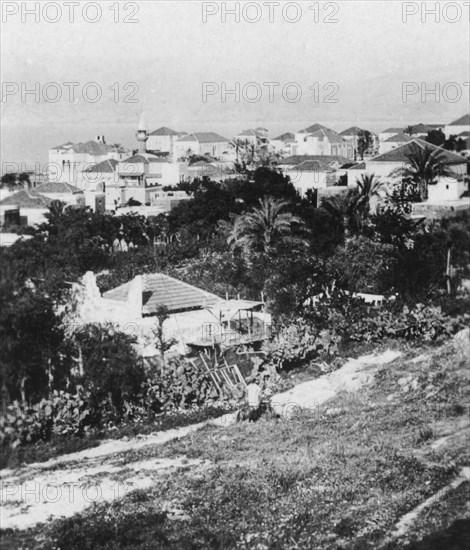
[231,138,248,163]
[321,189,360,241]
[228,196,304,254]
[404,125,415,136]
[403,142,453,201]
[355,173,386,215]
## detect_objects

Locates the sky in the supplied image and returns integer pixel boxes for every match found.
[1,0,469,169]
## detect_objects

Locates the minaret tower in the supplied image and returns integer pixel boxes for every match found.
[136,112,148,154]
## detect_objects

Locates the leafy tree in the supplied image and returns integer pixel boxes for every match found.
[153,305,177,367]
[0,172,31,190]
[321,189,360,242]
[386,178,422,214]
[0,281,67,404]
[357,130,372,160]
[355,173,386,217]
[228,196,305,255]
[231,138,249,165]
[363,208,421,248]
[77,324,144,413]
[443,135,467,153]
[404,125,415,136]
[425,129,446,147]
[261,240,327,317]
[328,236,397,294]
[402,143,454,201]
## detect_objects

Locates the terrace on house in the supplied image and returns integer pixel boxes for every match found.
[68,271,271,359]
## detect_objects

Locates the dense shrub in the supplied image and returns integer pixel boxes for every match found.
[0,391,91,449]
[76,324,146,413]
[0,361,221,450]
[144,360,218,413]
[305,291,467,345]
[356,303,467,343]
[263,318,340,371]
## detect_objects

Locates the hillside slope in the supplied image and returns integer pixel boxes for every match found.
[1,333,469,549]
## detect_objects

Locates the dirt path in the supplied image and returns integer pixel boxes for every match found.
[271,349,402,418]
[0,413,237,531]
[0,350,402,531]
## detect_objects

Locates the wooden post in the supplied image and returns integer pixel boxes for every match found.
[200,352,222,394]
[446,247,451,295]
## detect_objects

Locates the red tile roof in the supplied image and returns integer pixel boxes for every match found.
[272,132,295,141]
[84,159,118,173]
[51,140,129,156]
[339,126,364,136]
[280,155,350,167]
[300,123,331,133]
[103,273,222,314]
[449,114,470,126]
[382,127,404,134]
[411,123,443,132]
[0,190,52,208]
[178,132,229,143]
[307,128,347,144]
[34,181,84,194]
[349,162,366,170]
[288,160,335,172]
[369,139,468,164]
[149,127,181,136]
[122,154,169,164]
[384,132,414,143]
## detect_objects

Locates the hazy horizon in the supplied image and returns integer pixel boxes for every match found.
[1,0,469,170]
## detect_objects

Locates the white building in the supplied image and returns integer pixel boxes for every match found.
[365,139,468,182]
[291,128,354,159]
[379,132,414,154]
[346,162,368,185]
[270,132,295,155]
[339,126,379,158]
[82,159,119,211]
[234,128,269,147]
[33,181,86,207]
[281,159,337,196]
[379,127,404,142]
[0,190,52,226]
[174,132,231,160]
[48,137,130,195]
[116,154,187,206]
[146,127,187,157]
[69,271,271,357]
[427,175,468,202]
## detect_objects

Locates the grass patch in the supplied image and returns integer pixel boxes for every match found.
[1,405,232,470]
[1,338,469,549]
